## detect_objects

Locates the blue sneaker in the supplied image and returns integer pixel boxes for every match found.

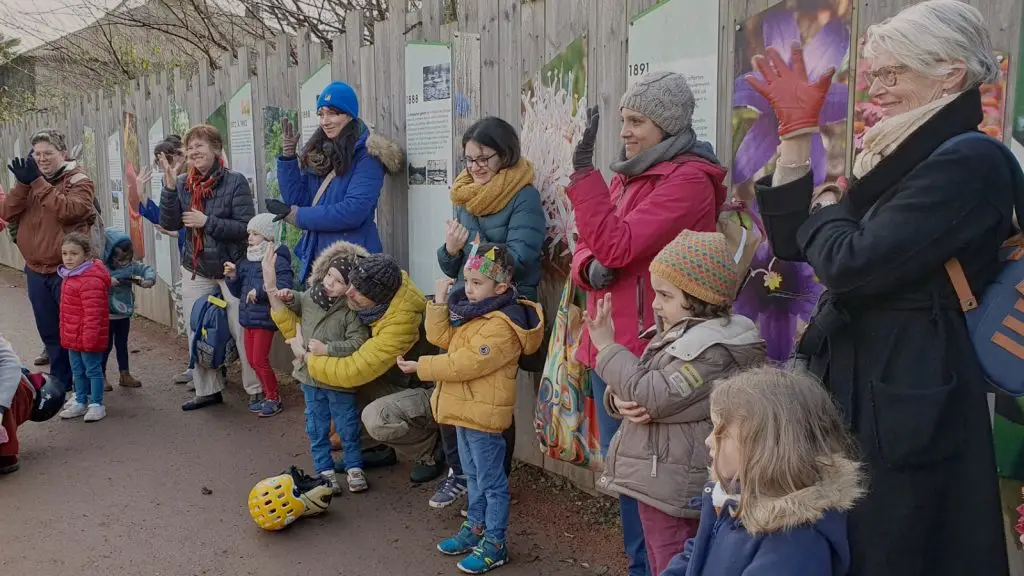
[259,399,282,418]
[437,522,483,556]
[429,470,468,509]
[248,393,266,413]
[457,538,509,574]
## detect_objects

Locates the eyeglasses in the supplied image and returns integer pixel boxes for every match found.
[864,65,909,88]
[463,153,497,168]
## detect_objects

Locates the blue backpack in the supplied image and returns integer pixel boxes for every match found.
[944,133,1024,396]
[189,292,239,370]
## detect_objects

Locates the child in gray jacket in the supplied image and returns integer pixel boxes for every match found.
[584,230,766,576]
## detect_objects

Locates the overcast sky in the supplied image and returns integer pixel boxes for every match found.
[0,0,121,52]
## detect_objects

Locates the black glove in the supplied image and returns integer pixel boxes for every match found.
[572,106,600,172]
[8,156,40,185]
[587,260,615,290]
[265,198,292,222]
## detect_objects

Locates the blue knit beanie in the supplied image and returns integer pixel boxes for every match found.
[317,82,359,119]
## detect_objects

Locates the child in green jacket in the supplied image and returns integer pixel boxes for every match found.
[265,240,369,496]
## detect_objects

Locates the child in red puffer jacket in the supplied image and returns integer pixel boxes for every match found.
[57,232,111,423]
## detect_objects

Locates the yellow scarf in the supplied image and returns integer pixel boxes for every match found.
[450,158,536,216]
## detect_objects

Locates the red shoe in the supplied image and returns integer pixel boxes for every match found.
[0,455,19,474]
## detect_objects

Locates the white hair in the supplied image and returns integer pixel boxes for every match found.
[864,0,998,87]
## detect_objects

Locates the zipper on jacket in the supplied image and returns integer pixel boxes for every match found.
[636,277,645,336]
[649,425,659,478]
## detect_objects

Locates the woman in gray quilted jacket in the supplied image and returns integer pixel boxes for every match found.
[159,124,259,411]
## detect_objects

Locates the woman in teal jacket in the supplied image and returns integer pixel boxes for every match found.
[267,81,402,284]
[428,116,545,511]
[437,117,545,301]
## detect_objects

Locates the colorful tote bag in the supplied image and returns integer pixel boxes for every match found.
[533,279,603,471]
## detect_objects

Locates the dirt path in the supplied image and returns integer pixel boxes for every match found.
[0,266,625,576]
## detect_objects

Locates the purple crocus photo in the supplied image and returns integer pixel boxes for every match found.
[731,0,852,361]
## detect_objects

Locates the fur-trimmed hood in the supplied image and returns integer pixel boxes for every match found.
[365,132,403,175]
[739,455,864,535]
[307,239,370,289]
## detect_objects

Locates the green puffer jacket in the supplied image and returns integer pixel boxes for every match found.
[284,241,369,390]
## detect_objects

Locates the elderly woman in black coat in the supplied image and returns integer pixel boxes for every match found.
[747,1,1020,574]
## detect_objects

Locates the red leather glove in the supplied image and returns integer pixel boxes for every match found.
[745,44,835,138]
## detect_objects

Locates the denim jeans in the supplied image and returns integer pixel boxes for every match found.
[70,351,105,406]
[441,422,516,477]
[303,384,362,473]
[456,426,510,543]
[592,372,651,576]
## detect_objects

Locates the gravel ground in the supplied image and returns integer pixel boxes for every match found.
[0,265,627,576]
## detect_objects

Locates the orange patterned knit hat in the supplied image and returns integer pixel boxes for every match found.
[649,230,738,306]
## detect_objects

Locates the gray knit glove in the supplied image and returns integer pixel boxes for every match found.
[587,260,615,290]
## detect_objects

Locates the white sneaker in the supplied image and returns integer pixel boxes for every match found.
[347,468,368,493]
[60,402,88,419]
[321,470,343,495]
[83,404,106,422]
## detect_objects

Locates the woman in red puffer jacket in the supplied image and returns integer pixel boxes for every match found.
[57,232,111,423]
[567,71,727,576]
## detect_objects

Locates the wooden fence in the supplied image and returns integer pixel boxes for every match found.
[1,0,1023,507]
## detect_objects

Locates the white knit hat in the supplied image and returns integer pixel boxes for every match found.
[247,213,278,241]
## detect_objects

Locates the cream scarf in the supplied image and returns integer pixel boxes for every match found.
[852,92,960,179]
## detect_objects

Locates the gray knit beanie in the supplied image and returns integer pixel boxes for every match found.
[349,254,402,305]
[247,213,278,241]
[619,71,695,136]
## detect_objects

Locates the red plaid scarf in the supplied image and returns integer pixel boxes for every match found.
[184,159,222,278]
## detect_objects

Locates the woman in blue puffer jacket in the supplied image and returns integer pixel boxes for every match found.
[267,81,403,284]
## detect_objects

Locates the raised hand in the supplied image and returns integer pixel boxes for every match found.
[584,293,616,351]
[223,261,237,279]
[133,166,152,206]
[434,277,455,305]
[745,44,835,139]
[261,246,278,291]
[281,118,299,158]
[8,156,40,185]
[159,153,179,189]
[444,220,470,256]
[572,106,600,171]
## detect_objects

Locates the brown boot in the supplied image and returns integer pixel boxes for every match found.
[104,377,113,392]
[119,371,142,388]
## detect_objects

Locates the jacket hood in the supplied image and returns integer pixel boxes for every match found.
[741,456,864,536]
[489,299,545,356]
[307,240,370,289]
[659,314,766,368]
[366,131,404,175]
[102,226,131,264]
[386,271,427,318]
[686,155,728,210]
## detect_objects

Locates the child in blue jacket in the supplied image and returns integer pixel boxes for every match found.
[101,227,156,389]
[224,213,294,417]
[662,365,863,576]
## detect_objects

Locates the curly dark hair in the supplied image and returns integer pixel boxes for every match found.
[299,121,361,177]
[688,295,732,320]
[62,232,93,257]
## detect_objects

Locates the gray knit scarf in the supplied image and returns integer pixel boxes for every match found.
[610,127,716,176]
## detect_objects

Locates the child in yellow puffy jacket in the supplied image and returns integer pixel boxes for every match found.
[397,242,543,573]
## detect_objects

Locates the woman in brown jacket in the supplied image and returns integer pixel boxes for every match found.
[585,230,765,575]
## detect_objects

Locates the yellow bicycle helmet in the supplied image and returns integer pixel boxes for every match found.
[248,466,333,531]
